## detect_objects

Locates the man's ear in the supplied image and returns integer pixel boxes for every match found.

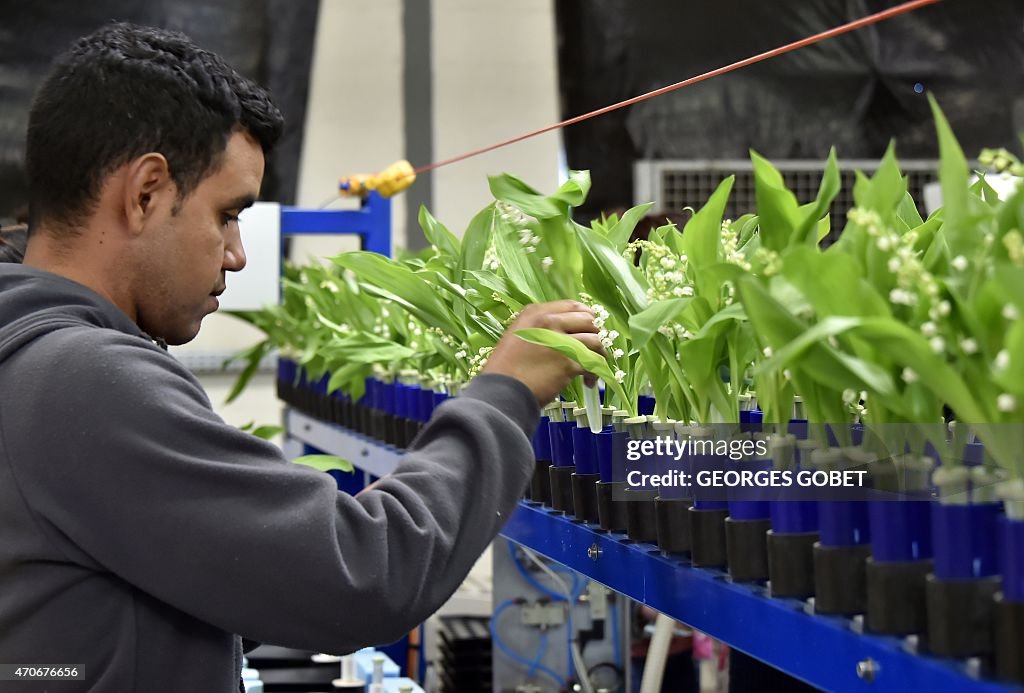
[123,153,175,234]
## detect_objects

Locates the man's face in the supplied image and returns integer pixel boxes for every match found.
[135,130,264,345]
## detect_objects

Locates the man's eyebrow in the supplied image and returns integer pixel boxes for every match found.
[224,194,257,211]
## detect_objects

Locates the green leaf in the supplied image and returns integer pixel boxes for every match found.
[782,247,890,318]
[550,170,592,208]
[514,328,631,408]
[751,151,801,252]
[736,277,894,399]
[326,362,370,396]
[994,321,1024,397]
[864,141,907,218]
[459,205,495,272]
[795,148,840,244]
[250,425,284,440]
[465,270,531,309]
[993,266,1024,309]
[534,216,582,300]
[576,226,649,316]
[293,454,354,473]
[756,316,895,396]
[332,252,465,338]
[628,298,691,350]
[974,174,1003,208]
[315,317,414,357]
[225,340,272,404]
[491,217,545,302]
[578,244,632,329]
[488,174,564,219]
[896,191,925,228]
[682,176,734,270]
[424,270,504,340]
[418,205,461,259]
[607,202,655,250]
[847,318,987,424]
[928,95,968,239]
[691,302,747,340]
[322,331,416,364]
[849,170,873,213]
[816,216,831,243]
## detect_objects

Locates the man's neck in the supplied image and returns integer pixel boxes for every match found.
[23,231,137,323]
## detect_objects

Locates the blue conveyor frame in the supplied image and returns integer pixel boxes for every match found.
[281,410,1021,693]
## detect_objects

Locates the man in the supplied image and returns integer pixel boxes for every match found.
[0,23,601,692]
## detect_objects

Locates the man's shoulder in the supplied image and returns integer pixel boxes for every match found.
[11,322,195,395]
[5,323,212,426]
[23,322,167,365]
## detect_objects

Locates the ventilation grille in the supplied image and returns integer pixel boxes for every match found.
[634,160,939,244]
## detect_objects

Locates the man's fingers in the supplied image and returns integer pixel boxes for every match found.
[524,299,590,317]
[546,311,600,335]
[571,332,606,356]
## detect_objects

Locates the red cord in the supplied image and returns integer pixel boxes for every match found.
[411,0,940,177]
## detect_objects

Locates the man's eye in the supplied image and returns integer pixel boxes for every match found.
[222,214,240,228]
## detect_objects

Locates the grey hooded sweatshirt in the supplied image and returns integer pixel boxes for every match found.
[0,264,537,692]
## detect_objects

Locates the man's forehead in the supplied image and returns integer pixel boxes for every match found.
[206,132,264,200]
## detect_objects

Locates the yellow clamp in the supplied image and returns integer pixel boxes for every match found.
[338,159,416,198]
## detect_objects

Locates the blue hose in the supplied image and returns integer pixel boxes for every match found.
[527,631,549,680]
[610,602,622,668]
[507,539,588,680]
[491,599,566,687]
[566,575,588,679]
[507,539,580,601]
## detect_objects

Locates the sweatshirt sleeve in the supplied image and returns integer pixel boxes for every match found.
[2,328,537,653]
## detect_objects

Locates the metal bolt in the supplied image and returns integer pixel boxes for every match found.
[587,543,601,561]
[856,657,878,682]
[965,657,982,679]
[903,634,919,654]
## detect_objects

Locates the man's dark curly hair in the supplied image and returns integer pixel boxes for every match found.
[26,22,284,232]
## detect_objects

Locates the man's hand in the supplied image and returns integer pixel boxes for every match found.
[482,300,605,405]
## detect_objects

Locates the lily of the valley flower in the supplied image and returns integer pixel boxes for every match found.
[995,350,1011,371]
[889,288,916,306]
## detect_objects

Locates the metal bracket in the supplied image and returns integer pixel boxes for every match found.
[519,601,566,629]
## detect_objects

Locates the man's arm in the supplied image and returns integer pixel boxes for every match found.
[3,329,534,652]
[3,301,600,653]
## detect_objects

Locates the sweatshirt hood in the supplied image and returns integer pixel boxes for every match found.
[0,263,151,362]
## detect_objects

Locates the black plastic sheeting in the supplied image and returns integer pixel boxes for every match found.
[0,0,319,223]
[555,0,1024,217]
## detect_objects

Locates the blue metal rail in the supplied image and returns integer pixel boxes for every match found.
[280,190,391,256]
[502,502,1019,693]
[282,414,1020,693]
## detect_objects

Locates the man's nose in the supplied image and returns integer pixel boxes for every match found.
[224,228,247,272]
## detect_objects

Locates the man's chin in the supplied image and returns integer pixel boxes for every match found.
[162,321,204,347]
